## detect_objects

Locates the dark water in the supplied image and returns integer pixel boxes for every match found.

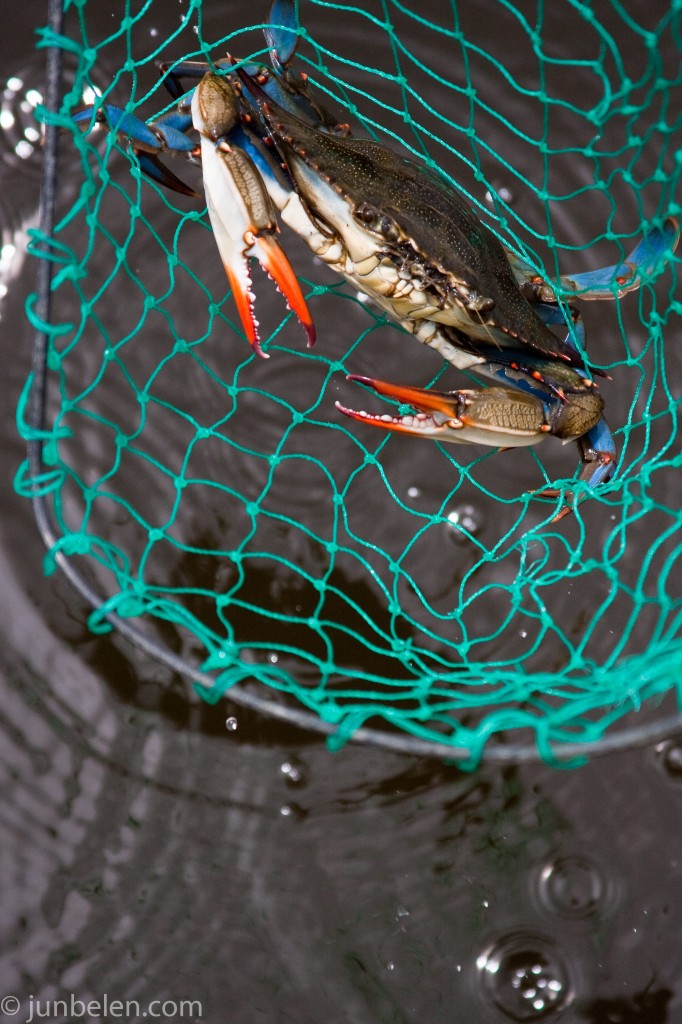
[2,1,682,1022]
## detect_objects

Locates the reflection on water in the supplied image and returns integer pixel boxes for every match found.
[2,1,682,1021]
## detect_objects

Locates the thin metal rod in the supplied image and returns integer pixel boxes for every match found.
[29,0,64,548]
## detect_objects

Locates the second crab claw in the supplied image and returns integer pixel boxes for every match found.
[336,374,553,447]
[191,72,315,357]
[337,373,616,521]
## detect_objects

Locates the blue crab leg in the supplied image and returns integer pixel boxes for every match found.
[509,217,679,302]
[264,0,299,68]
[73,104,200,196]
[534,416,616,521]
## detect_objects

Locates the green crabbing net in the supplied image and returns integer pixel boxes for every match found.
[17,0,682,765]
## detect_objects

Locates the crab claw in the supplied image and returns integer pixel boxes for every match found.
[192,73,315,357]
[336,375,550,447]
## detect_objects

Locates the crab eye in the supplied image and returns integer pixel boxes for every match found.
[355,201,380,224]
[380,215,399,241]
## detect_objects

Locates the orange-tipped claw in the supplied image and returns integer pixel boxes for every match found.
[346,375,459,415]
[221,250,266,358]
[194,76,315,358]
[252,233,316,348]
[336,374,466,438]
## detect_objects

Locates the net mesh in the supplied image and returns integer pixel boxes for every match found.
[17,0,682,765]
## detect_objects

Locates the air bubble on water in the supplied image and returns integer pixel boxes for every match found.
[267,651,279,664]
[519,630,528,639]
[225,716,238,732]
[150,27,159,37]
[407,485,421,499]
[280,758,306,786]
[82,85,102,106]
[477,933,572,1020]
[485,186,514,205]
[659,740,682,779]
[280,802,305,820]
[445,502,482,541]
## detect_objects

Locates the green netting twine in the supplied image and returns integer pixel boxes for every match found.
[18,0,682,766]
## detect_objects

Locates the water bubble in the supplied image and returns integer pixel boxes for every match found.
[279,802,306,820]
[280,757,306,786]
[0,63,78,175]
[445,502,482,541]
[15,140,33,160]
[82,84,101,106]
[225,716,238,732]
[537,855,604,919]
[658,740,682,779]
[477,933,571,1020]
[485,186,515,205]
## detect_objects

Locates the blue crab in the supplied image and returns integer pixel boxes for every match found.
[74,0,679,520]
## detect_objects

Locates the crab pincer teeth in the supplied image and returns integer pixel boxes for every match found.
[337,374,461,437]
[334,401,442,437]
[221,253,266,358]
[251,233,316,347]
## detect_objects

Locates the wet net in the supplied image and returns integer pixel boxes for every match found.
[17,0,682,766]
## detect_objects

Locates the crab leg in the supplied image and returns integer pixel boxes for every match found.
[533,415,616,521]
[73,103,200,196]
[192,73,315,356]
[509,217,680,302]
[338,374,616,519]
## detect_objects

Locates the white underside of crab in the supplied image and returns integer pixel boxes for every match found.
[276,160,488,372]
